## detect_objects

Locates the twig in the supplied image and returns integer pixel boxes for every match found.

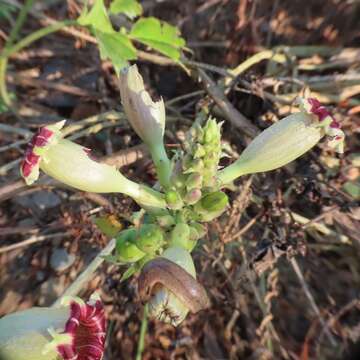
[290,257,337,346]
[52,238,116,306]
[0,232,69,254]
[196,68,259,138]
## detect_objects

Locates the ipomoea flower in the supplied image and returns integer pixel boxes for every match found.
[218,96,345,185]
[20,121,166,209]
[0,294,106,360]
[119,65,171,188]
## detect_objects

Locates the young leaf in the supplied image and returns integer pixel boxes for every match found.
[95,29,137,73]
[110,0,142,19]
[77,0,113,33]
[130,17,185,60]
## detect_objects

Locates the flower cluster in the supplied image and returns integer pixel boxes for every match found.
[16,64,345,330]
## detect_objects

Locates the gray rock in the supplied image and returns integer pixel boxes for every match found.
[50,248,75,272]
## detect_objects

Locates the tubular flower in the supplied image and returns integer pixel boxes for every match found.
[0,295,106,360]
[217,96,346,185]
[20,121,166,209]
[119,65,171,188]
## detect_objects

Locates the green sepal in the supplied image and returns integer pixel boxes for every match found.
[165,190,183,210]
[115,229,146,262]
[136,224,164,253]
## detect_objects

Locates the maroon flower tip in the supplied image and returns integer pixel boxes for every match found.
[21,127,55,178]
[21,150,40,177]
[57,300,106,360]
[307,97,334,123]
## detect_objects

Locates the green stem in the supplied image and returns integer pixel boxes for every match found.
[7,0,36,46]
[136,304,149,360]
[1,20,77,60]
[217,159,247,185]
[150,143,172,189]
[0,0,36,107]
[0,18,77,107]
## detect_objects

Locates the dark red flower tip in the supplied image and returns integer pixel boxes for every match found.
[57,300,106,360]
[21,127,54,178]
[307,97,336,123]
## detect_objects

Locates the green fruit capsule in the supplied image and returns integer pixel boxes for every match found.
[200,191,228,212]
[116,229,146,263]
[169,223,196,251]
[136,224,164,253]
[189,222,207,240]
[194,191,229,222]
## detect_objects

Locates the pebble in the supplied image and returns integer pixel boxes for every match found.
[50,248,75,272]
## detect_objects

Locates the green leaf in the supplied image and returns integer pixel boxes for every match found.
[110,0,142,19]
[77,0,113,33]
[95,29,137,74]
[130,17,185,60]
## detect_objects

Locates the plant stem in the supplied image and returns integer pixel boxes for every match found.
[0,0,36,106]
[136,304,149,360]
[1,19,77,60]
[0,16,76,107]
[150,143,172,189]
[7,0,36,46]
[52,238,116,307]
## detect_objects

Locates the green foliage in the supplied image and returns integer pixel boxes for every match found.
[110,0,142,19]
[130,17,185,60]
[77,0,186,73]
[93,215,123,238]
[77,0,113,32]
[95,30,137,72]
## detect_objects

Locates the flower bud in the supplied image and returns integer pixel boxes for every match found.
[20,121,166,209]
[119,65,171,188]
[0,295,105,360]
[165,190,183,210]
[116,229,146,263]
[156,214,175,228]
[184,188,202,205]
[189,222,207,241]
[169,223,196,251]
[186,172,203,190]
[136,224,164,254]
[218,97,345,185]
[194,191,229,222]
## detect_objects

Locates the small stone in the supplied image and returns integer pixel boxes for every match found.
[31,190,61,210]
[50,248,75,272]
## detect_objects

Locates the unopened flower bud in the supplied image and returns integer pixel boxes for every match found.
[194,191,229,221]
[119,65,171,188]
[186,172,203,190]
[169,223,196,251]
[157,214,175,228]
[20,121,166,209]
[116,229,146,263]
[218,97,345,185]
[165,190,183,210]
[136,224,164,254]
[0,294,105,360]
[184,188,202,205]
